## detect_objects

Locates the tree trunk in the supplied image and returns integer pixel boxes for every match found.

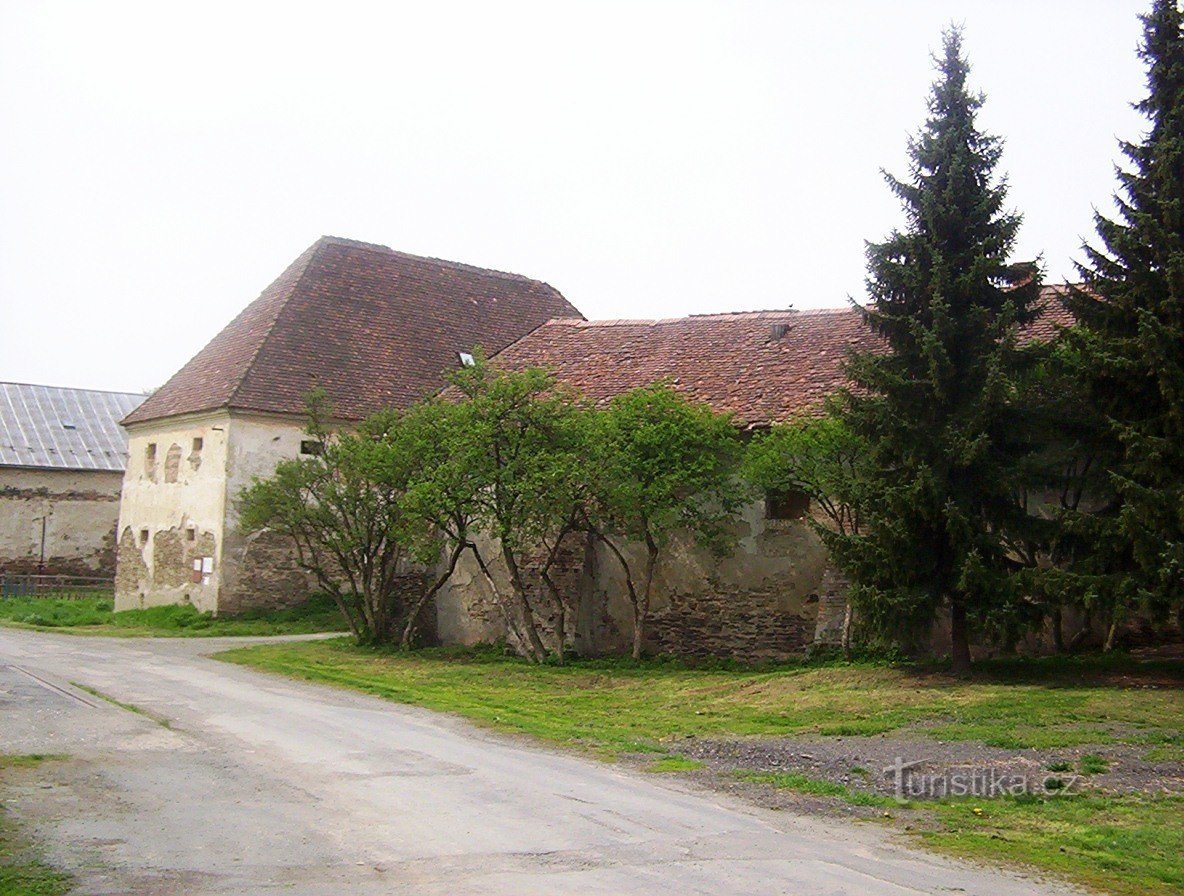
[840,601,853,660]
[469,543,537,663]
[632,537,658,661]
[630,602,645,662]
[597,532,643,660]
[501,546,549,663]
[539,528,575,665]
[540,567,566,665]
[949,597,972,677]
[400,541,465,649]
[1104,615,1119,652]
[1068,608,1092,653]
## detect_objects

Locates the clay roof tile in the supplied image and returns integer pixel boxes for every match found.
[123,237,581,425]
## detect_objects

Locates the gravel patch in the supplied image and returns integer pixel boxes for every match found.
[656,735,1184,802]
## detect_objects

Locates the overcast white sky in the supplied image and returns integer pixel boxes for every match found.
[0,1,1149,393]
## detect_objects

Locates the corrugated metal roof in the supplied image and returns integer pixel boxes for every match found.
[0,382,146,472]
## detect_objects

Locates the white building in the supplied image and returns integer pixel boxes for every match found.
[114,236,580,613]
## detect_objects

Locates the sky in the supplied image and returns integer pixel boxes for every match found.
[0,1,1151,393]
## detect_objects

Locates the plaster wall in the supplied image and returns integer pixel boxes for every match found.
[0,467,123,576]
[114,414,230,612]
[217,414,313,613]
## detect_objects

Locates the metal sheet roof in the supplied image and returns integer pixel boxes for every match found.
[0,382,146,472]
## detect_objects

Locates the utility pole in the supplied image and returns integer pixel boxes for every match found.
[37,515,47,576]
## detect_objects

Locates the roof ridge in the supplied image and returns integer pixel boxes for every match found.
[542,307,857,329]
[318,235,554,288]
[224,240,327,411]
[0,381,147,398]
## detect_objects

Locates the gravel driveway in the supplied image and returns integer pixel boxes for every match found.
[0,628,1083,895]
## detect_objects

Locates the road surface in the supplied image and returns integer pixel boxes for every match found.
[0,628,1078,895]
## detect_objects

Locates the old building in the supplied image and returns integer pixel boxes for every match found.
[433,309,880,659]
[0,382,144,578]
[118,234,1075,658]
[434,294,1076,659]
[114,236,581,613]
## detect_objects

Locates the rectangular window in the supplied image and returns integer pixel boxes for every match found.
[300,440,324,456]
[765,489,810,521]
[139,528,150,546]
[192,437,203,453]
[145,443,157,464]
[186,527,196,542]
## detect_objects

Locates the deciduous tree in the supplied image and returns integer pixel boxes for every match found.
[238,392,422,645]
[584,384,746,660]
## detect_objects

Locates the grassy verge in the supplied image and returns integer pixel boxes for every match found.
[0,755,71,896]
[0,593,348,637]
[218,639,1184,896]
[216,640,1184,752]
[923,793,1184,896]
[735,769,898,807]
[70,683,172,728]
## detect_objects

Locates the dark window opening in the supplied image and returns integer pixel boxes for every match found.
[139,528,150,545]
[300,440,324,456]
[765,489,810,520]
[186,528,196,542]
[192,437,203,453]
[145,443,157,464]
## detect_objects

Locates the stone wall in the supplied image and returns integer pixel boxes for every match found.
[217,413,316,613]
[434,500,833,661]
[0,467,124,576]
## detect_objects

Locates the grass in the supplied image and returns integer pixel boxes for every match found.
[0,755,72,896]
[218,640,1184,896]
[216,640,1184,754]
[923,793,1184,896]
[734,770,896,807]
[70,683,171,728]
[647,756,705,773]
[0,593,348,637]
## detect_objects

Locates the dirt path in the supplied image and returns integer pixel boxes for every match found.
[0,628,1083,895]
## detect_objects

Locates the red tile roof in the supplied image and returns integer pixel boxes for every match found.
[486,287,1076,427]
[123,237,582,425]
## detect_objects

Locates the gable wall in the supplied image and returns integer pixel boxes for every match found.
[114,414,230,613]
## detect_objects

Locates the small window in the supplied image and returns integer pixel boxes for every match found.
[139,528,150,546]
[458,351,476,367]
[145,443,157,464]
[765,489,810,521]
[186,527,196,542]
[192,437,203,453]
[300,440,324,456]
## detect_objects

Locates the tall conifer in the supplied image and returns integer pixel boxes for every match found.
[1071,0,1184,625]
[831,29,1042,674]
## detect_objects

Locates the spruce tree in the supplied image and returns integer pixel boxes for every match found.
[1070,0,1184,628]
[829,29,1042,674]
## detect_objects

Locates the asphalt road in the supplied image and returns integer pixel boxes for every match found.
[0,628,1079,895]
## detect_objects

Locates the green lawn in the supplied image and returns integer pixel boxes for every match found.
[218,640,1184,896]
[0,594,348,637]
[216,640,1184,753]
[0,756,71,896]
